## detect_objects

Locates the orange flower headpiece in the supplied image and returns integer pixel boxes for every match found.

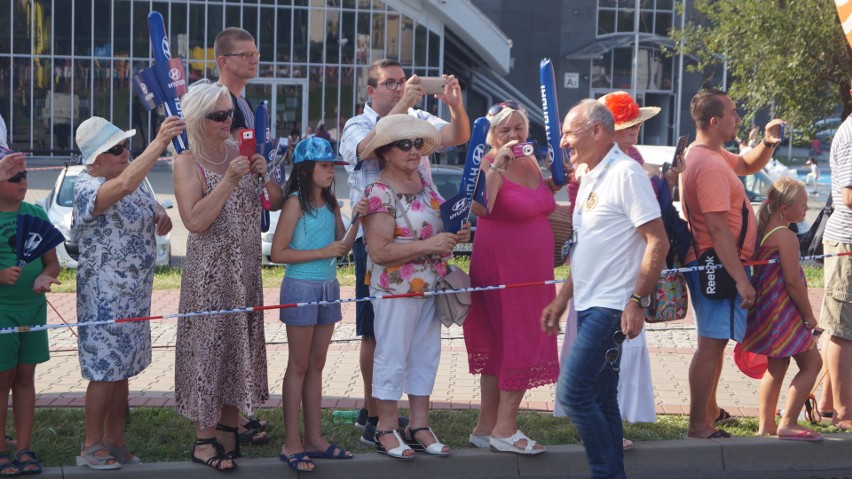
[598,91,661,131]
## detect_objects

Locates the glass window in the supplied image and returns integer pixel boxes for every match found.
[259,7,276,66]
[655,12,672,35]
[0,2,10,54]
[50,3,70,55]
[385,12,399,60]
[400,16,414,64]
[339,64,355,118]
[0,57,9,125]
[242,6,259,41]
[93,0,112,56]
[616,9,635,33]
[133,1,151,59]
[113,2,131,56]
[326,9,341,63]
[371,12,385,51]
[414,24,427,66]
[341,11,355,64]
[428,30,440,67]
[277,9,293,62]
[75,59,93,124]
[74,1,92,56]
[309,8,324,63]
[598,10,615,35]
[207,4,224,49]
[356,12,370,64]
[342,0,357,8]
[612,48,633,89]
[293,9,308,62]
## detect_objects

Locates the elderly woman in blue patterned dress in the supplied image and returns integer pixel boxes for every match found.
[73,115,184,469]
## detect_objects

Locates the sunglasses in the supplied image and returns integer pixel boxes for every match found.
[604,330,626,372]
[106,141,130,156]
[3,170,28,183]
[205,109,234,122]
[391,138,425,152]
[487,100,523,116]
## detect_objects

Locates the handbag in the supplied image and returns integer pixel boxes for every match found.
[799,195,833,262]
[684,198,749,300]
[380,177,471,327]
[644,269,688,323]
[547,204,573,268]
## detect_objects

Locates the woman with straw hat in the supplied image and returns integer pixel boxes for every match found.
[361,114,470,460]
[73,114,185,469]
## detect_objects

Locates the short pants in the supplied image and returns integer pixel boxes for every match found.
[685,261,749,342]
[279,276,342,326]
[0,302,50,371]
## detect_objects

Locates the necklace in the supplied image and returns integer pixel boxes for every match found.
[198,144,230,165]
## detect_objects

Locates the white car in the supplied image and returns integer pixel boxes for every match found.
[36,165,172,268]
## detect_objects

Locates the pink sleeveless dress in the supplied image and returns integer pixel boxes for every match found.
[463,178,559,391]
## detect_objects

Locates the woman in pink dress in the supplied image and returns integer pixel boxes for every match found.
[464,101,562,455]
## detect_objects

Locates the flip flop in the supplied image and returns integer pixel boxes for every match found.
[622,439,634,450]
[706,430,732,439]
[305,444,353,459]
[778,429,824,442]
[713,408,735,426]
[280,451,315,472]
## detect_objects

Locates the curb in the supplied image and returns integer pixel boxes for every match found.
[42,434,852,479]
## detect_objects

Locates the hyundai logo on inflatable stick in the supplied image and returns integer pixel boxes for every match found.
[440,116,489,234]
[130,11,188,153]
[540,58,567,186]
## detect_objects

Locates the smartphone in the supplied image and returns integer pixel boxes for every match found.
[672,135,689,169]
[420,76,446,95]
[239,129,256,158]
[779,123,785,144]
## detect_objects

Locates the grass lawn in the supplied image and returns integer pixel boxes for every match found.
[14,407,848,467]
[49,257,824,294]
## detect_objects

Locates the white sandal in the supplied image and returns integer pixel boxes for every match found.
[76,443,122,470]
[405,427,450,456]
[489,430,546,455]
[375,429,414,460]
[469,433,490,448]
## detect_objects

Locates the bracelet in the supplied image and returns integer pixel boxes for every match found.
[762,138,779,149]
[489,164,506,173]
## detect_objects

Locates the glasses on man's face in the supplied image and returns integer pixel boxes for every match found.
[391,138,425,152]
[223,51,261,60]
[604,330,626,372]
[488,100,523,116]
[106,141,130,156]
[375,79,406,91]
[3,170,28,183]
[205,109,234,122]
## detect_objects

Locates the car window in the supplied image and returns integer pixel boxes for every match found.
[431,172,462,200]
[57,173,77,207]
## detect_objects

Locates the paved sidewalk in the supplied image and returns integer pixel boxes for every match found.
[37,286,829,418]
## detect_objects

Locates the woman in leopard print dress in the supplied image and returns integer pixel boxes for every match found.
[172,81,282,472]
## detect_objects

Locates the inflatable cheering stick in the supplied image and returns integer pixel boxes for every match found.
[540,58,566,186]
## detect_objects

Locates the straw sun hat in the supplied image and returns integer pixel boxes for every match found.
[360,114,441,160]
[75,116,136,165]
[598,91,660,130]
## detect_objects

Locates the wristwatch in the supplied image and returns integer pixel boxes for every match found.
[630,293,652,308]
[762,138,779,149]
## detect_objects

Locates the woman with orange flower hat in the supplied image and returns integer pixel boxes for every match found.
[362,114,470,460]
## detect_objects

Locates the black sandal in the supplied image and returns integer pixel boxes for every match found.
[215,423,241,458]
[190,437,236,472]
[241,416,268,431]
[14,449,42,475]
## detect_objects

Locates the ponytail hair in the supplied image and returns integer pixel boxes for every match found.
[755,177,805,241]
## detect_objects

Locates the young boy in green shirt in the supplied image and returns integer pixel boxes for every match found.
[0,150,60,474]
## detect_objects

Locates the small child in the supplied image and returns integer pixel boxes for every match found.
[0,151,61,474]
[271,137,358,472]
[805,157,819,195]
[741,177,822,440]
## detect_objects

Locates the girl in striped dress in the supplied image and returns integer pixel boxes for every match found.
[742,177,823,440]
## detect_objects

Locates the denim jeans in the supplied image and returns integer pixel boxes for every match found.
[557,307,625,479]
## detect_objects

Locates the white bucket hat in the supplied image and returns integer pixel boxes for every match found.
[75,117,136,165]
[360,114,441,160]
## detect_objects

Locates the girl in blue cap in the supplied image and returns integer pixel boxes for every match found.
[271,137,360,472]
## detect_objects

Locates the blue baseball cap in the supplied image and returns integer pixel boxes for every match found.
[292,137,347,165]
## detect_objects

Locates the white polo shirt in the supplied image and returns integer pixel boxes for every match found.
[571,144,661,311]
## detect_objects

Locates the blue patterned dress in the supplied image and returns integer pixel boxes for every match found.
[73,172,156,381]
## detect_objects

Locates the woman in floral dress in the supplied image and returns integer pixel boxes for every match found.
[361,115,470,460]
[74,115,184,469]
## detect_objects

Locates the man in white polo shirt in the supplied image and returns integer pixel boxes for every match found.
[541,99,667,479]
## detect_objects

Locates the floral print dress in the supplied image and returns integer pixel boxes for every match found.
[364,174,448,294]
[73,172,156,381]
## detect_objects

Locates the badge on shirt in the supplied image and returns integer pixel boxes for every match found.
[585,192,598,211]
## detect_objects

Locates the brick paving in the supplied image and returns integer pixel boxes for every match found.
[36,286,830,419]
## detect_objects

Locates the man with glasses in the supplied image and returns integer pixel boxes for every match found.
[541,100,666,479]
[680,89,782,440]
[339,58,470,444]
[214,27,260,135]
